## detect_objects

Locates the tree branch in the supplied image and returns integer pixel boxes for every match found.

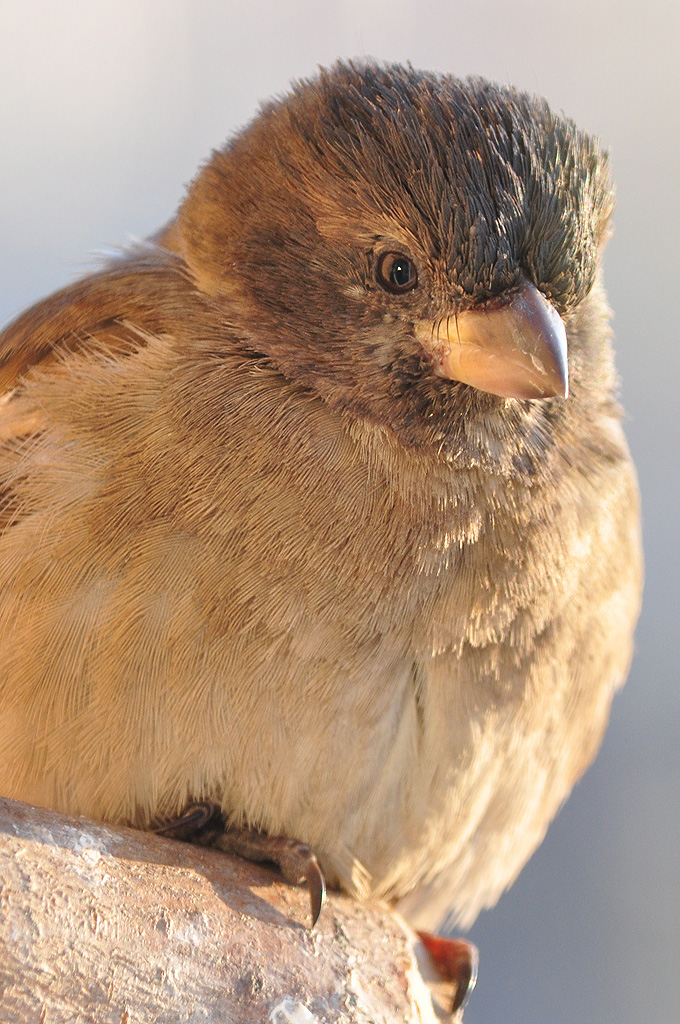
[0,797,440,1022]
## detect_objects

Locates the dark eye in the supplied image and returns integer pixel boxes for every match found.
[376,252,418,294]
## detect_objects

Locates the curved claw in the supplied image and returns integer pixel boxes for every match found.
[417,931,479,1015]
[306,857,326,928]
[275,839,326,928]
[450,941,478,1014]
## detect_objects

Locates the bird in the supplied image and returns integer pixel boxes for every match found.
[0,60,641,1010]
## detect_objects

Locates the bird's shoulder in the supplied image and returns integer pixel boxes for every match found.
[0,243,194,389]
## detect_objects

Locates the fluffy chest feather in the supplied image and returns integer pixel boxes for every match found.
[0,297,640,929]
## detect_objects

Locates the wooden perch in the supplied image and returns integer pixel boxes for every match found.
[0,797,442,1022]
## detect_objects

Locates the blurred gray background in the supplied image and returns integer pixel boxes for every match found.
[1,2,677,1022]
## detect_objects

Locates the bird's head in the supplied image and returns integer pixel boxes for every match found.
[173,62,615,465]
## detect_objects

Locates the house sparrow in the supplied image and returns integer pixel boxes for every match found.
[0,61,641,1007]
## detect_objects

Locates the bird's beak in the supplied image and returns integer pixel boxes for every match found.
[414,280,569,400]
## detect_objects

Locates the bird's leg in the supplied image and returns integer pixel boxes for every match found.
[154,800,325,926]
[416,930,479,1018]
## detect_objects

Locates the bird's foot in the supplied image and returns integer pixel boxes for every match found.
[154,800,325,927]
[416,930,479,1018]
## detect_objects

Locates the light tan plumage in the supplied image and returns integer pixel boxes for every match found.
[0,62,641,931]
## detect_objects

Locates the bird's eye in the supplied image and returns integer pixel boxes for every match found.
[376,252,418,294]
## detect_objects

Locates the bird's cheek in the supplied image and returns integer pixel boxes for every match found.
[414,280,569,401]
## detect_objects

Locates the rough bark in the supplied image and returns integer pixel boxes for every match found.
[0,797,442,1022]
